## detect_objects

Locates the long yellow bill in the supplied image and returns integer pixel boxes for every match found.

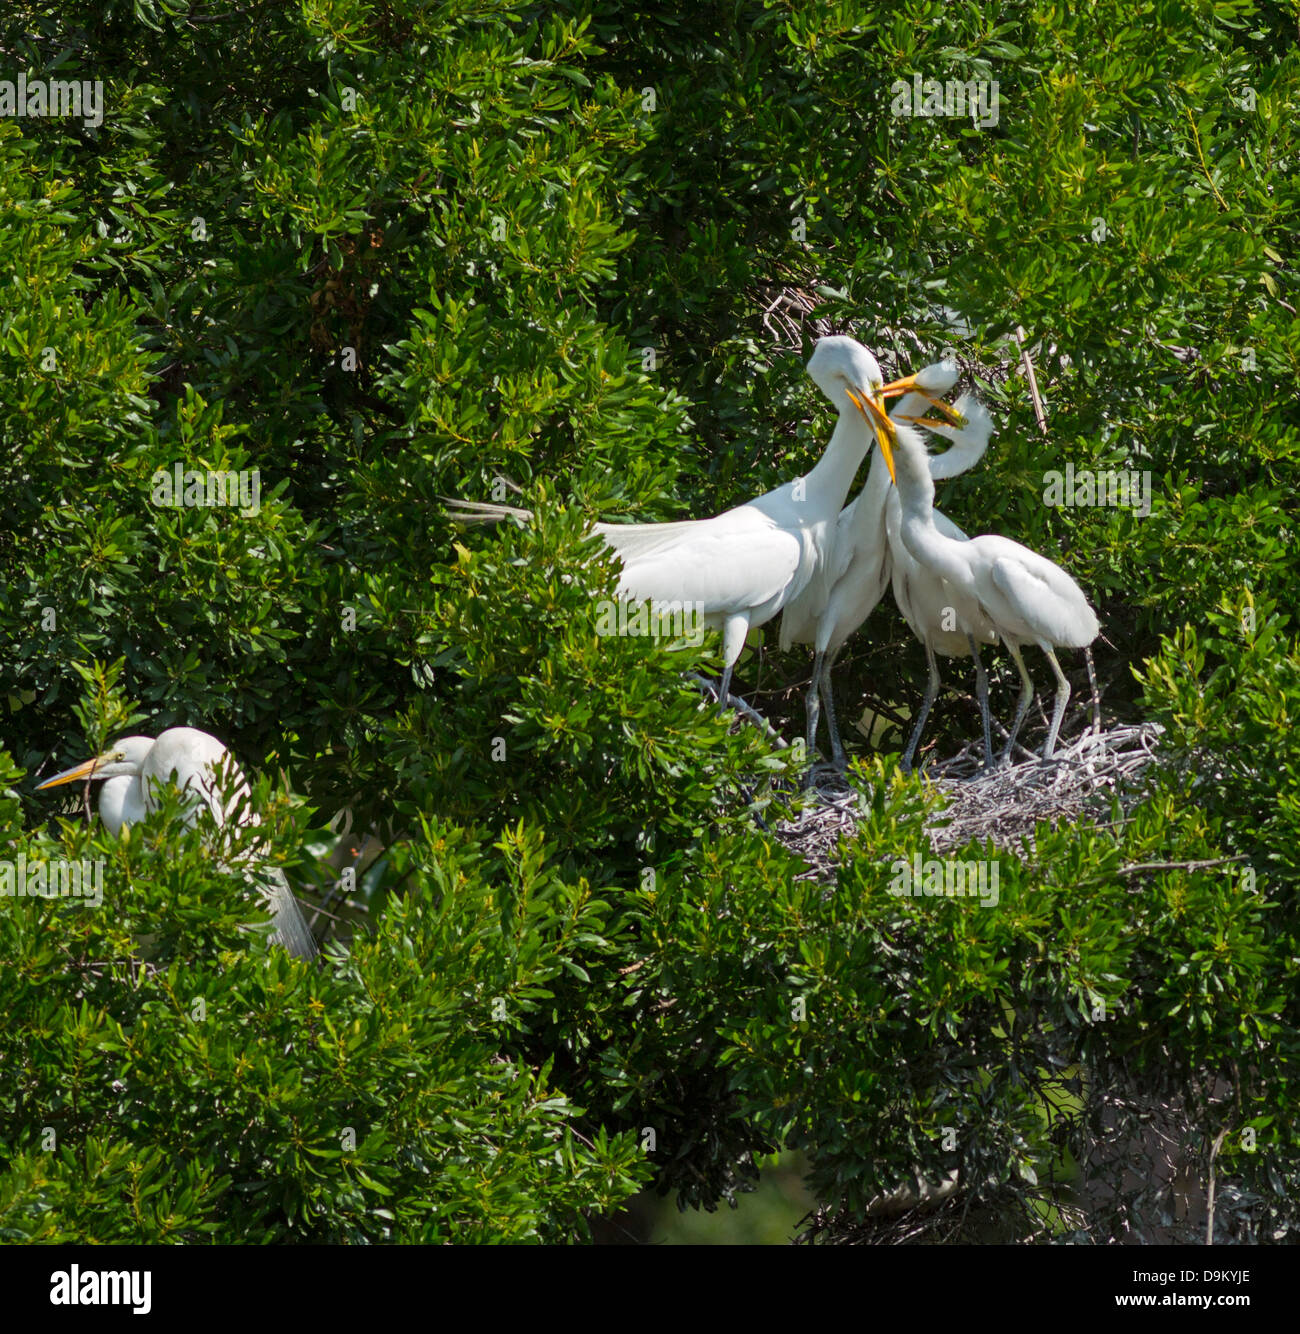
[36,756,110,789]
[847,386,897,483]
[879,372,965,426]
[896,410,969,431]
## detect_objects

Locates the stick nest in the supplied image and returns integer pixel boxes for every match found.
[777,722,1165,880]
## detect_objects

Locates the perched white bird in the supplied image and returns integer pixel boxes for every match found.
[884,393,998,772]
[36,727,317,959]
[879,419,1100,767]
[449,336,935,711]
[780,361,966,767]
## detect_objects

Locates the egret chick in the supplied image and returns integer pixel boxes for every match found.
[884,393,998,771]
[879,422,1100,767]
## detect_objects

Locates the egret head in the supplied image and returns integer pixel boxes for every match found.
[807,340,967,485]
[913,358,960,398]
[36,736,156,789]
[807,335,897,469]
[807,336,884,409]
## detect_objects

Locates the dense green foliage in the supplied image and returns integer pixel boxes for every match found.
[1,0,1297,1242]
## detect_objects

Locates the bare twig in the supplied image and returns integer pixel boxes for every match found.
[1015,326,1048,435]
[1113,856,1248,878]
[685,673,789,747]
[1206,1127,1229,1246]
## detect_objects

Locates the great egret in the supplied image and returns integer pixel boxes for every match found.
[780,362,967,767]
[884,393,999,772]
[878,420,1100,767]
[36,727,318,959]
[448,336,955,711]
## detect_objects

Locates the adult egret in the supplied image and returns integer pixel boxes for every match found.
[448,336,957,711]
[884,393,998,772]
[36,727,317,959]
[779,361,967,767]
[878,420,1100,767]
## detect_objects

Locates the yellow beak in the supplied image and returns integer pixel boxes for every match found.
[897,411,969,431]
[847,386,897,483]
[879,372,965,427]
[36,755,110,789]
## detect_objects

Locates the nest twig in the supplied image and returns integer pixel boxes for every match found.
[923,722,1164,856]
[774,722,1165,881]
[775,772,865,883]
[754,283,833,348]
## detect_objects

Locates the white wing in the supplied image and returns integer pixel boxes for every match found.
[605,506,804,621]
[987,546,1099,647]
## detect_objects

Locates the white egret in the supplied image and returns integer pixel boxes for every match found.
[884,392,998,772]
[448,336,955,711]
[780,361,967,767]
[878,420,1101,767]
[36,727,317,959]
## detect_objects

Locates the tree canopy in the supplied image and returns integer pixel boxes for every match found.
[2,0,1298,1243]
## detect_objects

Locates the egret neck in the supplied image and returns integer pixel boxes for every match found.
[893,431,976,596]
[796,399,877,519]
